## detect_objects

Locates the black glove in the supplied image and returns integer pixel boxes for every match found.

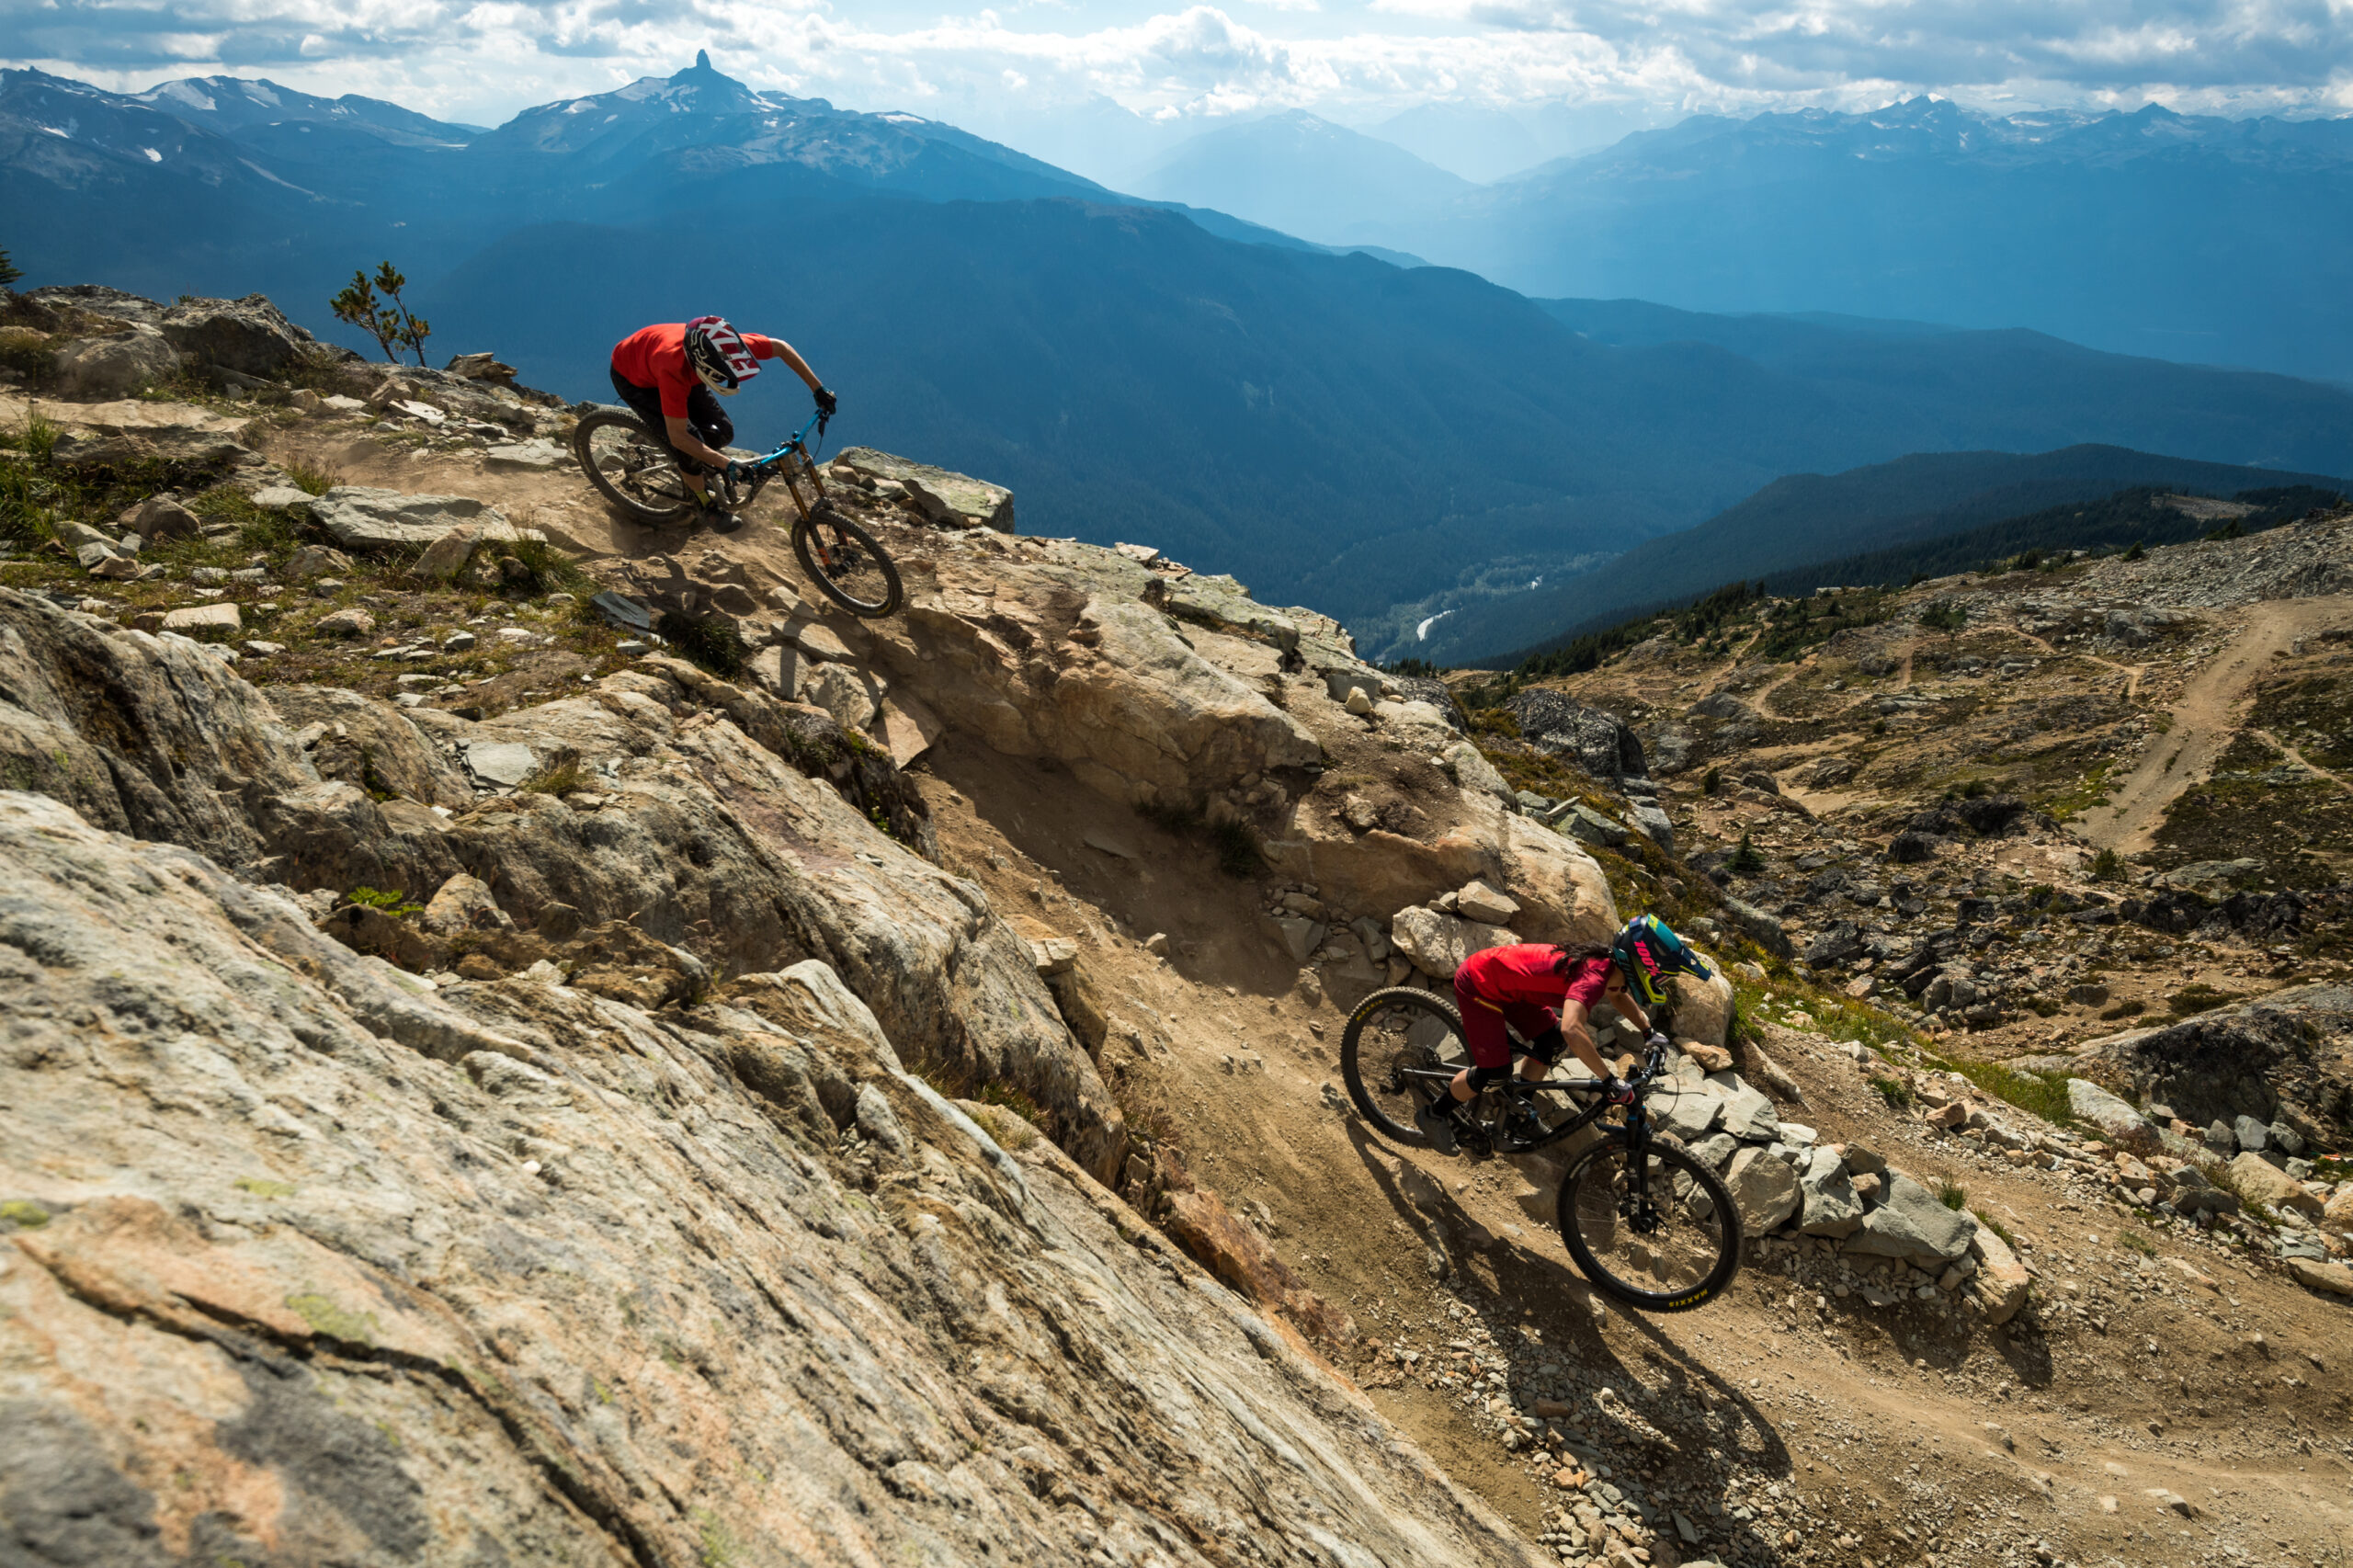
[813,385,838,417]
[1601,1076,1637,1107]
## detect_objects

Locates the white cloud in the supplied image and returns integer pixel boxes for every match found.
[5,0,2349,132]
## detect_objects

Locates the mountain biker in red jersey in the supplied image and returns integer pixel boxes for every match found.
[608,317,835,530]
[1416,914,1713,1154]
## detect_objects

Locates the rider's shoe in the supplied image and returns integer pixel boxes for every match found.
[1415,1096,1463,1156]
[703,504,744,534]
[1502,1093,1550,1145]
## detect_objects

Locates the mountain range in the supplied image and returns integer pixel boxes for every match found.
[7,57,2353,664]
[1483,445,2353,667]
[1142,98,2353,383]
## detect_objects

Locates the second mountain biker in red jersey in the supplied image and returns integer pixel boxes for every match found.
[1416,914,1713,1154]
[608,317,835,530]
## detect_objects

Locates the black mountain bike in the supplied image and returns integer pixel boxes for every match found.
[1340,985,1742,1311]
[572,403,904,617]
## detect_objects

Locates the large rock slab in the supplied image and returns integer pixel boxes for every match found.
[2229,1153,2324,1219]
[0,588,313,869]
[835,445,1015,530]
[1840,1172,1978,1267]
[309,485,543,551]
[1711,1073,1779,1141]
[0,791,1532,1568]
[1148,573,1301,653]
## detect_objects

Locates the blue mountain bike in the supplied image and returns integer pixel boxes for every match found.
[574,403,903,617]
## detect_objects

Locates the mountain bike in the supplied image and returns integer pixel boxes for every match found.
[1339,986,1742,1311]
[572,403,904,617]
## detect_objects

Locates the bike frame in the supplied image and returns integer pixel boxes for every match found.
[726,407,834,520]
[1394,1022,1684,1232]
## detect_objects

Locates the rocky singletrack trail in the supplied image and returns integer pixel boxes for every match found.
[2080,596,2353,855]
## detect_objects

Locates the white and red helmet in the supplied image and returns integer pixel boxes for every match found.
[685,316,758,395]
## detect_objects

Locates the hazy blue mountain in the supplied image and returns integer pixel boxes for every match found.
[1131,110,1474,244]
[1472,445,2353,668]
[1370,101,1671,183]
[1397,98,2353,382]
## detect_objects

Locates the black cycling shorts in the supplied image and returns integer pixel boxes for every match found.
[608,368,733,474]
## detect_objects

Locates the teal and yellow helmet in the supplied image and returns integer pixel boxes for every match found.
[1611,914,1714,1007]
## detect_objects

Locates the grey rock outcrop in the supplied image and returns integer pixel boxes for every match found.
[1839,1172,1978,1267]
[159,293,313,377]
[1505,689,1647,782]
[308,486,544,551]
[0,791,1536,1568]
[50,324,183,397]
[2089,984,2353,1152]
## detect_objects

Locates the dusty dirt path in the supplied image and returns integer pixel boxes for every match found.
[2077,596,2353,855]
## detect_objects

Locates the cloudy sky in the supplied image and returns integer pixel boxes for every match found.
[6,0,2349,176]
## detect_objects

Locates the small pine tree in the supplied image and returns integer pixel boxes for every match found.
[1919,598,1968,644]
[331,261,431,366]
[1727,831,1765,876]
[2122,540,2145,562]
[0,248,21,290]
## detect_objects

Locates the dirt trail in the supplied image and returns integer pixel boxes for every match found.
[2077,596,2353,854]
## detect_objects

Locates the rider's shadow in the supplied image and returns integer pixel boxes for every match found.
[1343,1119,1794,1558]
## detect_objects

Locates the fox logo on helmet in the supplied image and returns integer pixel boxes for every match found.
[685,316,759,395]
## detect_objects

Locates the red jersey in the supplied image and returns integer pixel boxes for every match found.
[610,324,783,418]
[1456,945,1611,1012]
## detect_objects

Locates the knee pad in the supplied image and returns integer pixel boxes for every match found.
[1466,1063,1516,1093]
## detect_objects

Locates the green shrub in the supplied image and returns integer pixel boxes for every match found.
[2119,1230,2156,1256]
[1869,1075,1914,1110]
[346,886,423,917]
[1727,832,1765,876]
[661,611,746,678]
[2089,847,2121,881]
[1937,1179,1967,1211]
[285,458,343,496]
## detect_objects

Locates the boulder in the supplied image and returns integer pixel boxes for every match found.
[160,603,240,632]
[1563,803,1631,848]
[2228,1153,2323,1219]
[1840,1172,1977,1267]
[419,871,516,937]
[1711,1074,1779,1141]
[117,496,202,542]
[50,325,182,398]
[411,522,485,583]
[1628,801,1675,853]
[745,643,805,702]
[1669,961,1738,1051]
[1388,906,1514,978]
[2288,1258,2353,1297]
[267,685,474,810]
[314,607,375,639]
[1795,1148,1865,1238]
[1654,1085,1724,1142]
[1967,1219,2031,1324]
[308,486,543,551]
[805,663,883,733]
[158,294,309,377]
[1724,1147,1801,1233]
[2232,1114,2270,1153]
[1456,880,1520,926]
[2066,1078,2158,1154]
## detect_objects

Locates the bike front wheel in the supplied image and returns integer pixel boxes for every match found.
[792,502,904,618]
[1340,986,1470,1147]
[574,411,699,524]
[1556,1134,1742,1312]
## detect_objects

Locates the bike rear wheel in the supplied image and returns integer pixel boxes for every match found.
[1340,986,1471,1147]
[792,501,904,617]
[574,410,699,524]
[1556,1135,1741,1311]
